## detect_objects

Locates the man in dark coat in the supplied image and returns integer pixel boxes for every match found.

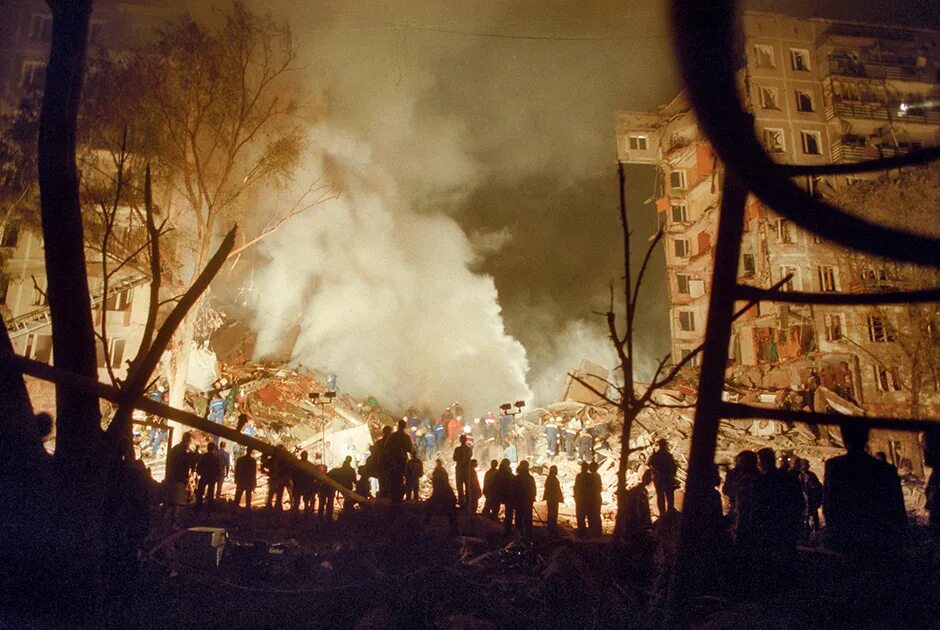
[453,434,473,508]
[481,459,500,518]
[233,448,257,510]
[573,461,594,537]
[543,464,564,532]
[384,420,416,502]
[195,442,222,510]
[823,424,907,557]
[513,461,537,538]
[648,439,678,516]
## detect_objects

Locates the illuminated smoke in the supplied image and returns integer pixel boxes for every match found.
[252,127,532,413]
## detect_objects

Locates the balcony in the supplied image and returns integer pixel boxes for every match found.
[826,58,936,84]
[824,99,940,125]
[830,135,923,164]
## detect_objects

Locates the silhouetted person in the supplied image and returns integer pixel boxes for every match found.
[753,448,805,567]
[372,425,393,498]
[481,459,499,518]
[291,451,316,517]
[164,432,195,524]
[384,420,415,502]
[355,465,372,501]
[543,465,563,533]
[453,434,473,508]
[405,454,423,501]
[588,461,603,536]
[216,441,231,499]
[823,424,906,557]
[615,468,653,547]
[798,458,823,535]
[723,450,759,548]
[324,456,356,521]
[264,447,292,511]
[195,442,221,509]
[648,439,678,516]
[233,448,257,510]
[513,460,537,538]
[468,458,482,513]
[489,459,515,533]
[426,459,458,533]
[574,461,593,537]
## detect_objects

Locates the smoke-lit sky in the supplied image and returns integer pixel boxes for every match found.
[217,0,937,413]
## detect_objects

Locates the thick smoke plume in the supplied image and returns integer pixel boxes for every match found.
[252,127,532,413]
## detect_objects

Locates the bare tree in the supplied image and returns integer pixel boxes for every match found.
[78,2,337,426]
[570,163,784,530]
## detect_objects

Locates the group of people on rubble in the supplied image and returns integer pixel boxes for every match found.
[542,413,610,463]
[159,387,926,577]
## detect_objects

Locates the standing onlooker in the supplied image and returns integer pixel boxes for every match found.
[648,439,678,516]
[291,451,316,517]
[468,459,482,513]
[216,441,232,500]
[481,459,500,518]
[405,455,424,501]
[574,461,593,537]
[453,434,473,508]
[513,461,537,538]
[164,432,196,524]
[588,461,603,536]
[823,425,906,557]
[798,458,823,535]
[234,448,258,510]
[195,442,222,510]
[543,465,563,533]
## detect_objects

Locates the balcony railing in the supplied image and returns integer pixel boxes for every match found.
[824,100,940,125]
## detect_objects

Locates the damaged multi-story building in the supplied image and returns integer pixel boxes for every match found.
[1,1,175,397]
[617,12,940,476]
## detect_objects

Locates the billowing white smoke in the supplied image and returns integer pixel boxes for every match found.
[252,127,532,413]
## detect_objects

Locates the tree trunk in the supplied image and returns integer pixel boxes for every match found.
[38,0,100,461]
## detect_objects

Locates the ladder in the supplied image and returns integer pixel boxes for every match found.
[5,273,150,340]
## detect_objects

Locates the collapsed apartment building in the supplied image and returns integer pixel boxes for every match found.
[617,12,940,479]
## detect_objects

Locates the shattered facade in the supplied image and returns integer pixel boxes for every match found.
[0,0,177,391]
[617,12,940,478]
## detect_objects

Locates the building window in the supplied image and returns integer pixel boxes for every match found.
[817,266,839,292]
[24,333,52,363]
[795,90,814,113]
[20,61,47,90]
[669,170,687,191]
[872,365,902,392]
[790,48,811,72]
[678,311,695,332]
[628,135,648,151]
[671,203,689,224]
[758,86,779,110]
[680,347,699,366]
[0,225,19,248]
[754,44,775,69]
[106,288,132,311]
[780,265,799,292]
[29,13,53,41]
[867,314,895,343]
[742,253,756,275]
[674,239,690,259]
[801,131,822,155]
[763,128,785,153]
[0,275,9,304]
[676,273,691,294]
[824,313,844,341]
[96,337,127,369]
[776,218,796,244]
